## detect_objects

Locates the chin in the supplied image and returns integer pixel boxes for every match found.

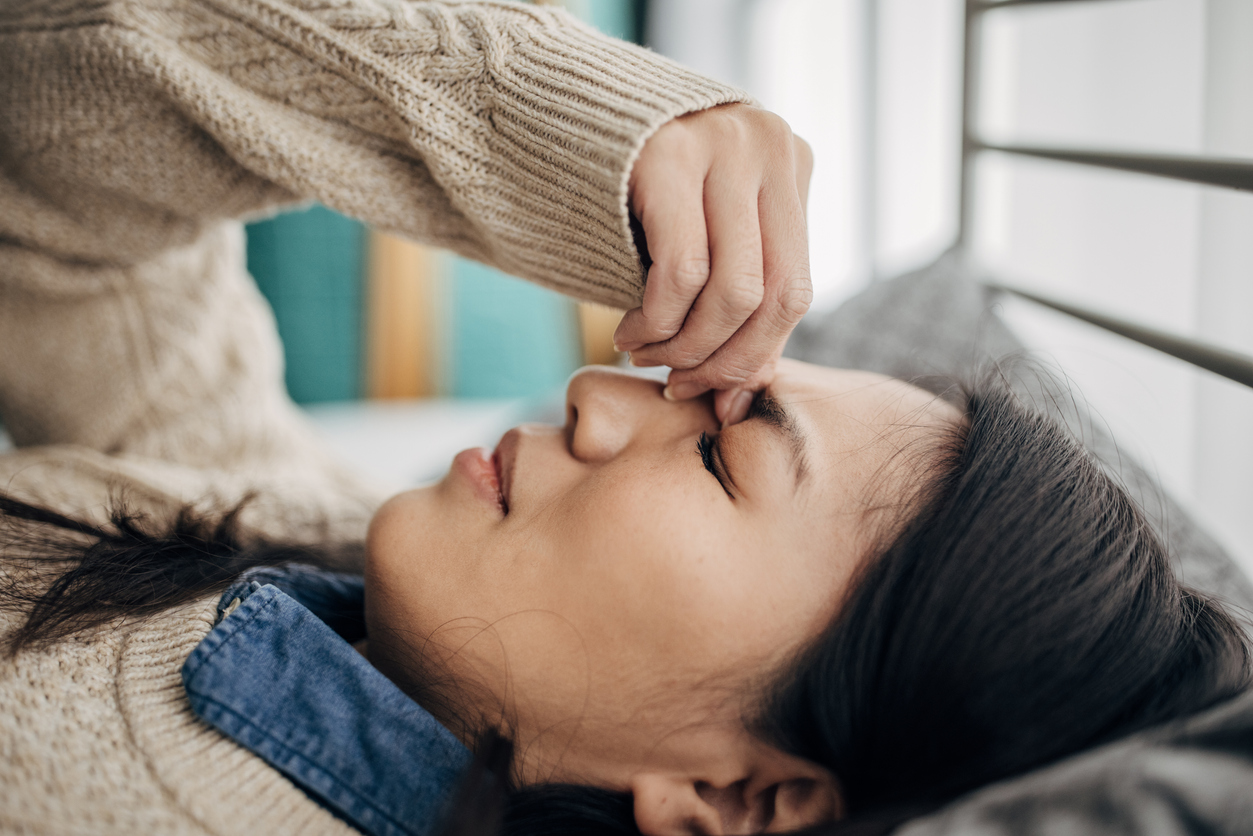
[363,485,446,645]
[365,486,439,573]
[368,484,426,539]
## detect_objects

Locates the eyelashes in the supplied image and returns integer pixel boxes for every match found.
[697,432,734,498]
[697,432,717,477]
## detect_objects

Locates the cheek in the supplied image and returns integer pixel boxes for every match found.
[551,487,847,677]
[539,476,777,665]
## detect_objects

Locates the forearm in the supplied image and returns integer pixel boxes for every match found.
[1,0,748,307]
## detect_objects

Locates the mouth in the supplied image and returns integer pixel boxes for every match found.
[450,445,506,515]
[493,428,520,515]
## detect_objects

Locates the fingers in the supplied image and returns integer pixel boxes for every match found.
[619,105,813,404]
[715,387,755,428]
[627,172,764,372]
[613,130,710,352]
[674,356,776,428]
[658,162,812,401]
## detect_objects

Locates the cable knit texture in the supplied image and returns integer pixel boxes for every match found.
[0,1,748,831]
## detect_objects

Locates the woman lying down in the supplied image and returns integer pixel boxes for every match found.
[0,1,1248,834]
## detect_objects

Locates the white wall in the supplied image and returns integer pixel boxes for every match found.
[973,0,1253,576]
[870,0,963,278]
[746,0,868,308]
[1189,0,1253,576]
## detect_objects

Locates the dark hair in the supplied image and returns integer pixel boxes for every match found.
[0,492,357,654]
[1,377,1249,835]
[759,381,1251,827]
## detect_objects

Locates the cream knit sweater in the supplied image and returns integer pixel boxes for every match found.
[0,2,746,831]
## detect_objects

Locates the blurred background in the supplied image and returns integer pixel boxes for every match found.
[243,0,1251,573]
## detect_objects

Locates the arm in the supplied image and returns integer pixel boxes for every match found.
[0,0,747,463]
[1,0,747,305]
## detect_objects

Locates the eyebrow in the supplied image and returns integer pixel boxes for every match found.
[743,392,809,490]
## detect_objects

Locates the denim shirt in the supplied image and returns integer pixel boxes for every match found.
[181,566,471,836]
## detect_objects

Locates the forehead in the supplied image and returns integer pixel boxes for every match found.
[770,359,959,430]
[763,360,961,512]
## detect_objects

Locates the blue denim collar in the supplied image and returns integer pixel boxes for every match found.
[182,566,471,836]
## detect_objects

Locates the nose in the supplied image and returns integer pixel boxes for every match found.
[564,367,710,463]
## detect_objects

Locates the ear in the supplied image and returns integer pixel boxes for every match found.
[630,767,842,835]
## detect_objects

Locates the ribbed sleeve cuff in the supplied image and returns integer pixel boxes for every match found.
[433,5,752,309]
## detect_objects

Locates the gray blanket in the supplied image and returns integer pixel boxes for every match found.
[785,255,1253,835]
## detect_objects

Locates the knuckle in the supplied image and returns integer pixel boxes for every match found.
[647,117,692,154]
[677,365,717,390]
[757,112,794,150]
[638,316,681,341]
[639,297,684,335]
[666,256,712,293]
[664,346,706,371]
[764,110,793,136]
[662,333,718,369]
[777,279,813,322]
[719,276,765,318]
[711,108,752,148]
[707,362,754,387]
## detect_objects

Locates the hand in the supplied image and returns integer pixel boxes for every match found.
[614,103,813,426]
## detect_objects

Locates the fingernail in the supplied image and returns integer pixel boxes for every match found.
[721,390,754,429]
[616,340,643,353]
[662,385,678,402]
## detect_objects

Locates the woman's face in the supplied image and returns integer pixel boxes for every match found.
[365,360,958,796]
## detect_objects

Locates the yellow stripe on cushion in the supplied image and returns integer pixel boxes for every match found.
[578,302,625,367]
[365,231,438,399]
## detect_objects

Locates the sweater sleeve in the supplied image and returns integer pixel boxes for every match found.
[0,0,748,469]
[0,0,748,306]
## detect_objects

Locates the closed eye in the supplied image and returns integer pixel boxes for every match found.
[697,432,734,499]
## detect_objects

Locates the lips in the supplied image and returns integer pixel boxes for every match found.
[450,446,505,514]
[490,448,508,514]
[493,428,520,515]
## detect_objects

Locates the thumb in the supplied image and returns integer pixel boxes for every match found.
[716,388,754,428]
[712,356,780,426]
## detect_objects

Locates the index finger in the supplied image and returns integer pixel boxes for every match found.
[613,175,711,352]
[664,176,811,396]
